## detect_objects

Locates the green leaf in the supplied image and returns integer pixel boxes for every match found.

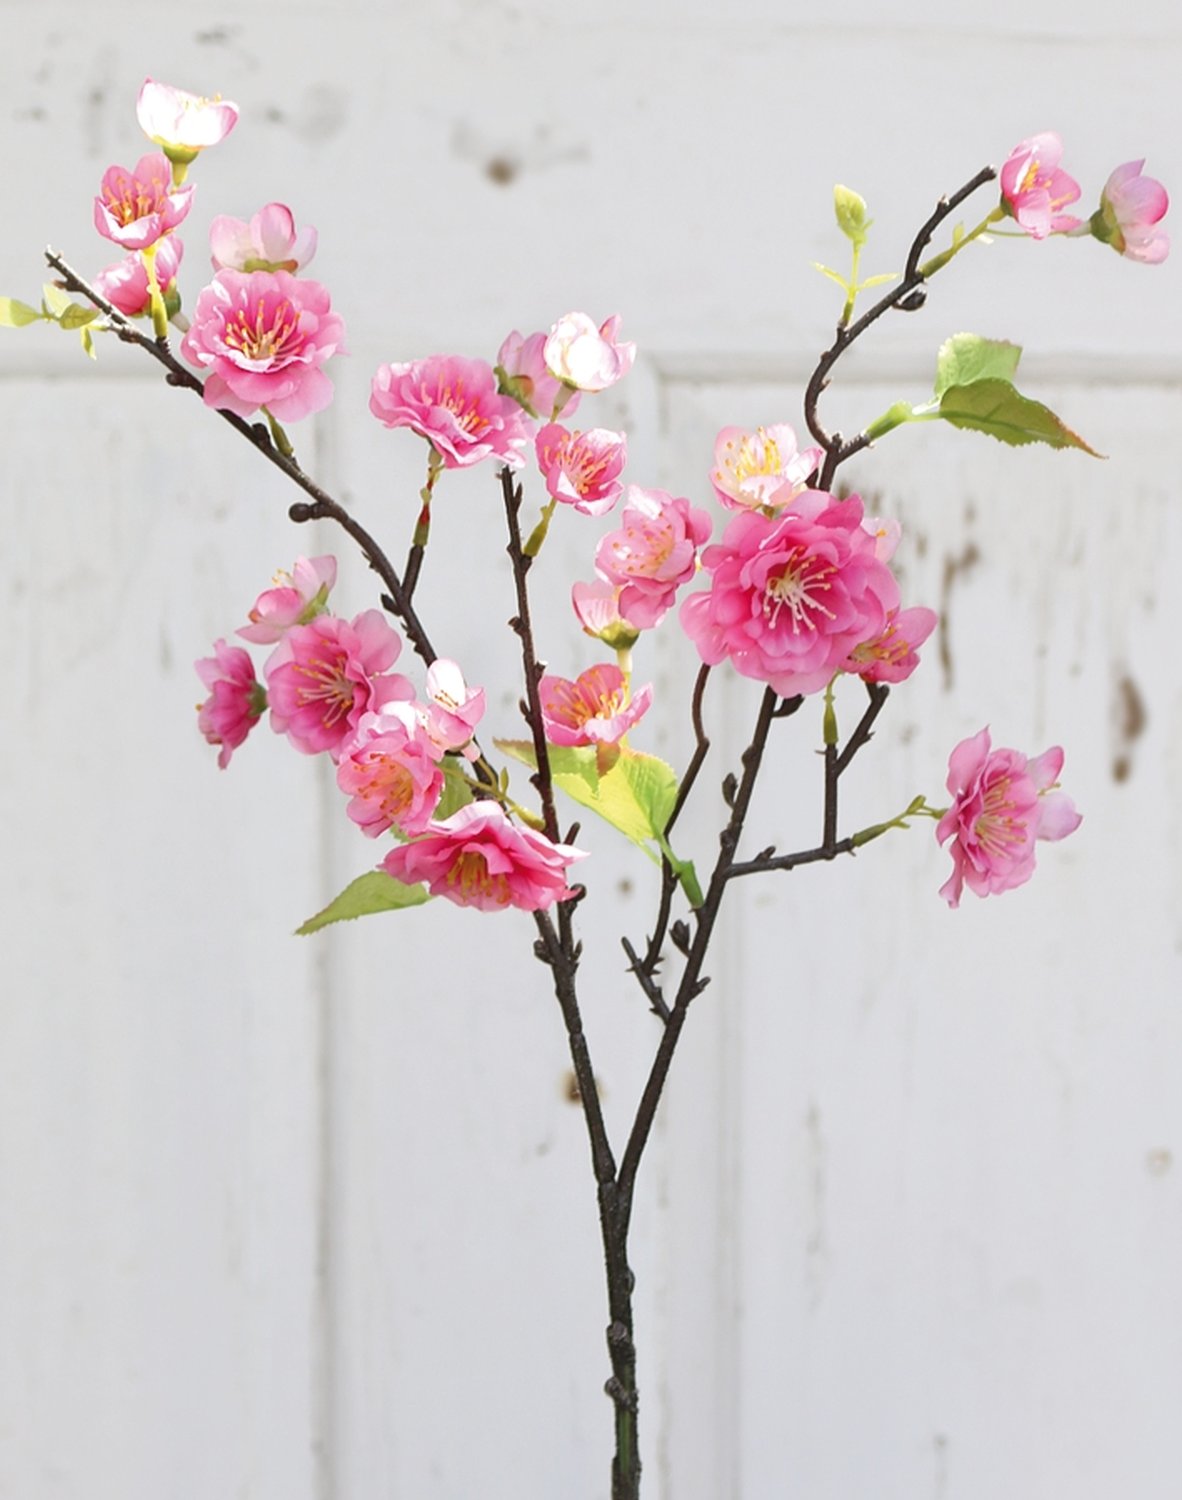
[0,296,43,328]
[296,870,430,935]
[58,302,100,330]
[493,740,704,906]
[80,325,97,360]
[41,283,71,319]
[435,758,476,820]
[857,272,899,289]
[496,738,601,794]
[496,740,677,845]
[934,333,1022,397]
[937,378,1103,456]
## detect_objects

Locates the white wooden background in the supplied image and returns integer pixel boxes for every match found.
[2,3,1180,1497]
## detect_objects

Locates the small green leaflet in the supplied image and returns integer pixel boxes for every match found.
[495,740,703,907]
[296,870,430,935]
[0,296,43,327]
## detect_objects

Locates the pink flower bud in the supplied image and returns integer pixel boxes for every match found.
[1090,160,1169,264]
[93,236,184,317]
[543,312,636,393]
[195,639,266,769]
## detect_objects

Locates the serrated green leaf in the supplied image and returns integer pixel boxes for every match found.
[41,283,71,319]
[59,302,100,330]
[495,738,601,794]
[296,870,430,935]
[934,333,1023,397]
[937,378,1103,456]
[496,741,678,845]
[0,296,43,328]
[80,325,96,359]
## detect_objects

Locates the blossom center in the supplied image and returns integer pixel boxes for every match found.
[973,776,1029,855]
[610,521,672,577]
[294,649,355,726]
[762,548,836,632]
[223,297,303,362]
[103,173,166,226]
[359,753,414,819]
[723,428,781,488]
[448,850,512,905]
[558,434,610,495]
[433,376,491,437]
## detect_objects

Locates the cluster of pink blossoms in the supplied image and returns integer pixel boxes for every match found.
[368,311,637,484]
[91,80,344,424]
[1000,131,1169,262]
[195,555,585,913]
[176,100,1121,912]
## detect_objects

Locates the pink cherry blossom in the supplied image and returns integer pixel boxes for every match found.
[93,235,184,317]
[679,491,900,698]
[710,424,822,512]
[999,132,1082,238]
[540,664,653,747]
[381,802,586,913]
[264,610,413,759]
[369,355,530,469]
[136,78,238,159]
[93,153,194,251]
[571,580,640,650]
[936,728,1082,908]
[180,270,346,422]
[544,312,636,393]
[535,424,627,516]
[195,639,266,769]
[595,487,713,630]
[421,658,486,754]
[237,555,338,644]
[497,329,580,420]
[1090,160,1170,264]
[840,605,938,684]
[209,202,318,273]
[336,704,444,837]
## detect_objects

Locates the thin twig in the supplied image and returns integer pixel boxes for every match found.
[622,664,713,1014]
[500,465,561,844]
[802,165,997,488]
[44,247,440,669]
